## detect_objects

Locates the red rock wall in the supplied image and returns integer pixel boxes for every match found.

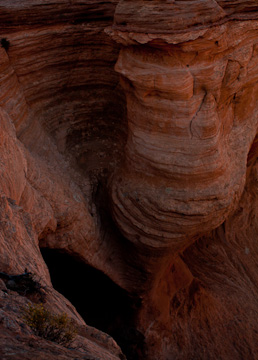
[109,1,258,359]
[0,2,126,359]
[0,0,127,277]
[110,4,258,251]
[0,1,258,360]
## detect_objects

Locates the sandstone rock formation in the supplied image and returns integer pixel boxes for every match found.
[108,1,258,358]
[110,1,258,250]
[0,1,126,359]
[0,280,124,360]
[0,1,258,360]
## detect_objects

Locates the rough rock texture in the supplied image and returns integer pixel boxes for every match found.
[113,0,258,34]
[110,11,258,252]
[136,160,258,360]
[0,1,126,359]
[0,284,124,360]
[108,1,258,359]
[0,1,258,360]
[0,0,127,279]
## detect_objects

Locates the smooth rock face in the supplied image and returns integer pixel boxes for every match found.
[111,19,258,252]
[0,1,258,360]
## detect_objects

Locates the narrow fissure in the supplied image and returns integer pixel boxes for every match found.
[40,248,145,360]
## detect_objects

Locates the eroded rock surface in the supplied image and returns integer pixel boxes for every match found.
[0,1,126,359]
[0,1,258,360]
[113,0,258,34]
[0,284,124,360]
[0,0,127,278]
[110,5,258,252]
[108,1,258,359]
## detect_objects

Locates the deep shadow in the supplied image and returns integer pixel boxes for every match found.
[1,38,10,51]
[41,248,145,360]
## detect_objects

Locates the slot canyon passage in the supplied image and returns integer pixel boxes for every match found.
[1,1,258,359]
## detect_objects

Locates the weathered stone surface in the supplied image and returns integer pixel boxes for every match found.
[0,288,124,360]
[0,1,126,359]
[0,1,258,360]
[136,159,258,360]
[110,1,258,260]
[108,1,258,359]
[113,0,258,34]
[0,0,127,277]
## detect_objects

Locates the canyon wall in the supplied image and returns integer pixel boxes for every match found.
[0,0,128,279]
[0,1,258,360]
[109,1,258,358]
[0,1,126,359]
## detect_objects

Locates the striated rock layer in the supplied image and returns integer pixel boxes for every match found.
[0,0,127,279]
[108,1,258,359]
[0,1,127,359]
[110,10,258,252]
[113,0,258,34]
[136,160,258,360]
[0,1,258,360]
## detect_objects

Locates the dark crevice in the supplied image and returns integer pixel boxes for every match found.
[247,133,258,167]
[40,248,145,360]
[1,38,10,51]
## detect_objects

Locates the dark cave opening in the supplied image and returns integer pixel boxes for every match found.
[40,248,145,360]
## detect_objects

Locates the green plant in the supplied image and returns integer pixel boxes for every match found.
[22,303,77,347]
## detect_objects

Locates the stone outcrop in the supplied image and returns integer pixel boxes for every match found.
[108,1,258,358]
[0,0,127,278]
[113,0,258,34]
[0,1,258,360]
[0,1,126,359]
[0,280,124,360]
[110,1,258,251]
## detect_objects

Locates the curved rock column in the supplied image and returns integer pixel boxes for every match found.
[109,2,258,255]
[108,4,258,356]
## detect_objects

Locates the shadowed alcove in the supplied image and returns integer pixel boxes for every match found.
[40,248,145,360]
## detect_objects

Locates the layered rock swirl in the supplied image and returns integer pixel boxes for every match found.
[0,0,127,279]
[107,3,258,359]
[113,0,258,34]
[0,1,258,359]
[109,4,258,253]
[0,2,126,359]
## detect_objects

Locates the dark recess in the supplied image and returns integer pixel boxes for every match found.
[41,248,145,360]
[1,38,10,51]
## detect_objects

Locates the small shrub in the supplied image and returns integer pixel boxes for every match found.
[22,303,77,347]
